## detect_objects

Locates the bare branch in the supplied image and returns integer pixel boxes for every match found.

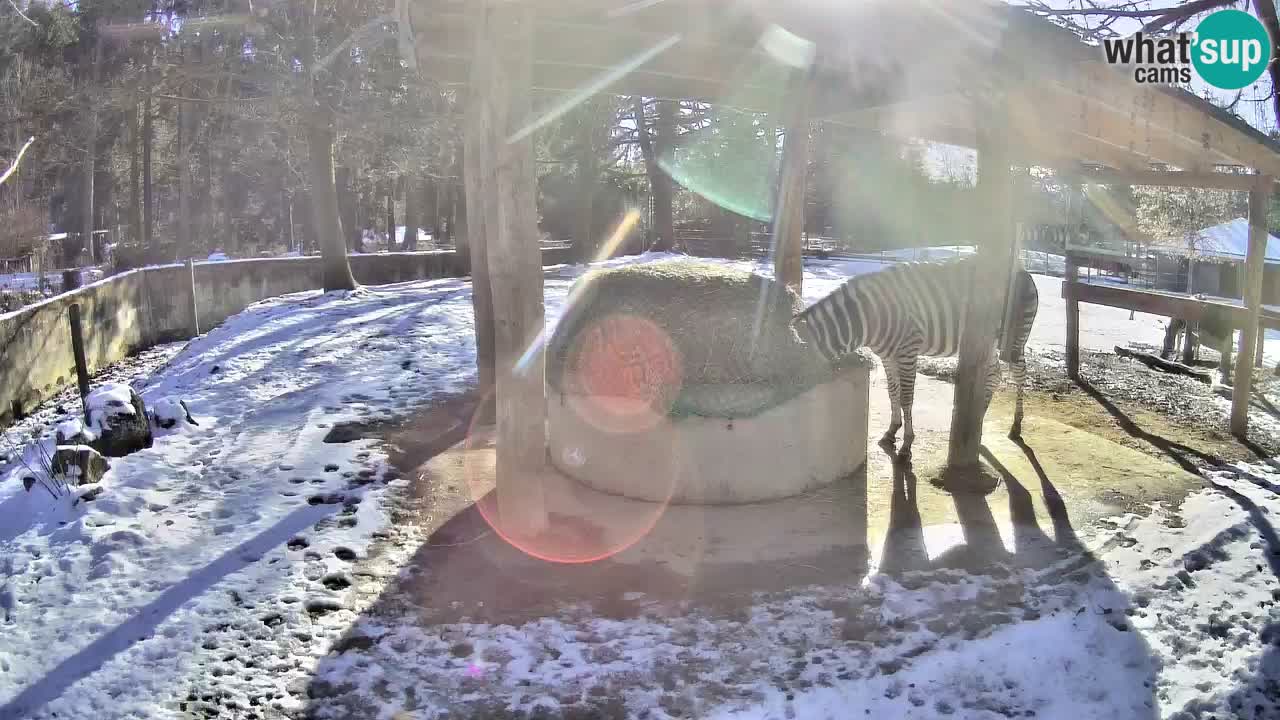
[6,0,37,27]
[0,135,35,186]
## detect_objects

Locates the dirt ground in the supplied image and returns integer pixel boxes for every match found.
[286,346,1280,719]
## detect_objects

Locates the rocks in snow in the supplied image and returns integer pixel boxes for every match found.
[51,445,111,485]
[151,397,199,430]
[86,384,154,457]
[55,418,93,446]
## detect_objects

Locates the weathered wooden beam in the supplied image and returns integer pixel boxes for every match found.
[467,0,548,537]
[1065,253,1080,381]
[948,98,1015,470]
[1063,280,1207,322]
[1063,63,1280,176]
[1231,175,1272,438]
[772,73,812,293]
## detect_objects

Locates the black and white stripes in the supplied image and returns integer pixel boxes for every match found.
[795,256,1039,453]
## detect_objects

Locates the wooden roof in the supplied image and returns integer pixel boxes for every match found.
[405,0,1280,178]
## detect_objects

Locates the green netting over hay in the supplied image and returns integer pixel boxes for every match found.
[547,260,865,418]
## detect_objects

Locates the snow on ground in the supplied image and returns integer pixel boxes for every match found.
[1,250,1277,719]
[309,458,1280,720]
[0,278,483,718]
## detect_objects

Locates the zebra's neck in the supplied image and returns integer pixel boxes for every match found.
[797,280,865,362]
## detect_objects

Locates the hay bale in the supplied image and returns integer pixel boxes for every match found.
[547,260,854,418]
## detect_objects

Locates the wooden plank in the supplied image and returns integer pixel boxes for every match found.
[1065,254,1080,381]
[1231,176,1271,437]
[1070,168,1264,192]
[1066,63,1280,176]
[1020,80,1221,173]
[948,99,1015,469]
[468,0,548,537]
[773,73,812,293]
[1062,279,1280,330]
[1064,281,1208,322]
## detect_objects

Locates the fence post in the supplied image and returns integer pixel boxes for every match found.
[186,258,200,336]
[68,303,91,420]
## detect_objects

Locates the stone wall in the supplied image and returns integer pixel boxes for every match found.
[1,248,575,427]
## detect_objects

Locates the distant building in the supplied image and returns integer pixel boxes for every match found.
[1151,219,1280,305]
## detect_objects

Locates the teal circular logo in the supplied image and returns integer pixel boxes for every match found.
[1192,10,1272,90]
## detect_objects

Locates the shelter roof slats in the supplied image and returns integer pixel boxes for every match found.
[410,0,1280,178]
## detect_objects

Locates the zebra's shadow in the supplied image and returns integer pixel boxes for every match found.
[877,444,1079,575]
[875,445,1159,718]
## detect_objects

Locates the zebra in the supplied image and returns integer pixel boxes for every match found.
[793,256,1039,455]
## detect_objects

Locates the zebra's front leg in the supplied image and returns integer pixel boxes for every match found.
[897,354,919,457]
[881,360,902,446]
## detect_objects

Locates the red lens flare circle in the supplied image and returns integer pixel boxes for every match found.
[462,314,683,564]
[565,313,683,435]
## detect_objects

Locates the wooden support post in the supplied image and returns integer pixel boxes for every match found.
[68,303,91,420]
[948,103,1015,470]
[1230,175,1271,438]
[1065,253,1080,381]
[467,0,547,537]
[1255,322,1266,367]
[186,258,200,336]
[773,74,812,294]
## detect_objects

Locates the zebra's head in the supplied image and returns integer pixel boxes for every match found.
[793,285,863,364]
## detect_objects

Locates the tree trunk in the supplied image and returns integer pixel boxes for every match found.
[421,176,437,242]
[652,100,677,252]
[335,166,358,251]
[632,97,675,253]
[1255,0,1280,125]
[300,0,356,291]
[80,36,104,265]
[306,119,358,291]
[467,0,547,537]
[385,181,395,246]
[142,84,154,250]
[128,96,141,245]
[177,99,193,260]
[403,174,420,251]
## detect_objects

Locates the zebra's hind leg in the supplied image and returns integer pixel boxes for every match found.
[881,359,902,446]
[1009,356,1027,438]
[896,353,920,457]
[982,349,1003,416]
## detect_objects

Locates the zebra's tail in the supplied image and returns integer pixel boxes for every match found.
[998,269,1038,364]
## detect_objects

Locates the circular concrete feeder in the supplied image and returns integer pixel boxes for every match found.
[548,367,869,504]
[546,260,871,506]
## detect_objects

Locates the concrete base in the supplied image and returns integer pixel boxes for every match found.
[547,366,870,504]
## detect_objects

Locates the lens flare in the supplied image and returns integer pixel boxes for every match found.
[564,313,683,435]
[462,387,677,564]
